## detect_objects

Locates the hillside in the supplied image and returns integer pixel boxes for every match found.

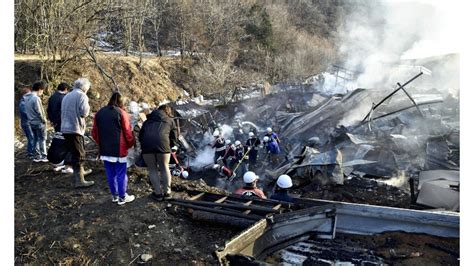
[14,54,188,113]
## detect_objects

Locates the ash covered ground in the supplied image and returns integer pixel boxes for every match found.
[14,70,460,264]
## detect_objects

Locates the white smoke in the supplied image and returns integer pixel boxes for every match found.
[220,124,234,140]
[189,123,235,169]
[189,146,215,169]
[339,0,460,92]
[379,171,408,188]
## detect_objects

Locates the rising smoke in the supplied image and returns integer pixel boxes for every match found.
[339,0,459,93]
[188,123,237,169]
[335,0,460,127]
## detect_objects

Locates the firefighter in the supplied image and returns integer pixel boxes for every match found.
[234,171,266,199]
[233,140,248,177]
[212,163,233,179]
[263,135,280,166]
[169,146,189,179]
[245,132,261,170]
[220,139,233,167]
[210,130,226,163]
[265,127,281,144]
[270,174,294,203]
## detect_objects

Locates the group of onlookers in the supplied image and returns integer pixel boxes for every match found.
[19,78,293,205]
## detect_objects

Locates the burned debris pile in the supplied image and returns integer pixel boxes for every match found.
[163,71,459,212]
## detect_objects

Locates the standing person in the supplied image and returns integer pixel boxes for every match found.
[25,81,48,162]
[61,77,94,188]
[270,174,294,203]
[139,104,178,201]
[47,82,73,173]
[18,87,35,158]
[245,132,261,170]
[263,134,281,166]
[92,92,136,205]
[234,171,266,199]
[265,127,280,144]
[232,140,248,178]
[47,82,70,132]
[210,130,226,163]
[221,139,232,167]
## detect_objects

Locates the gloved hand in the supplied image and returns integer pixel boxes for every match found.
[244,156,249,160]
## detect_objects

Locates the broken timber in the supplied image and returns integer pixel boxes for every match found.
[361,71,423,124]
[215,195,458,265]
[169,191,291,228]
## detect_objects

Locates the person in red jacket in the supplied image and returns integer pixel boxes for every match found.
[92,92,136,205]
[234,171,266,199]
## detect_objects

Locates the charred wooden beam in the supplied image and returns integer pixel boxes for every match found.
[361,72,423,123]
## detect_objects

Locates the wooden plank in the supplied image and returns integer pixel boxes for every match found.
[243,201,253,215]
[189,192,205,201]
[214,196,228,203]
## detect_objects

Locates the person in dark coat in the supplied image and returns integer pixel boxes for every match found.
[270,174,294,203]
[47,82,73,173]
[92,92,136,205]
[245,131,261,170]
[139,104,178,201]
[47,82,70,132]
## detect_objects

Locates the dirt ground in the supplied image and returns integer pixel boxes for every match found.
[14,150,240,265]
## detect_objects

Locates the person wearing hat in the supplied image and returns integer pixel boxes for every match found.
[220,139,232,167]
[262,134,281,166]
[270,174,294,203]
[169,146,189,179]
[235,171,266,199]
[210,130,226,164]
[264,127,280,144]
[245,131,261,170]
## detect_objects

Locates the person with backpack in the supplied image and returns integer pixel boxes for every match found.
[47,82,73,174]
[92,92,136,205]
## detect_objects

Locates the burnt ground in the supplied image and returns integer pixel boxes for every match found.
[14,149,457,265]
[14,151,240,265]
[266,232,459,265]
[299,175,412,208]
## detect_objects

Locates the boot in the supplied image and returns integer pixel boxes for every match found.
[73,163,95,188]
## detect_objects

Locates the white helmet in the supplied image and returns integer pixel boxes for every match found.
[181,170,189,178]
[263,136,270,142]
[225,139,231,145]
[129,101,139,114]
[249,132,255,138]
[277,174,293,189]
[213,131,220,137]
[266,127,272,133]
[243,171,259,183]
[171,146,178,152]
[213,164,221,169]
[235,140,241,146]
